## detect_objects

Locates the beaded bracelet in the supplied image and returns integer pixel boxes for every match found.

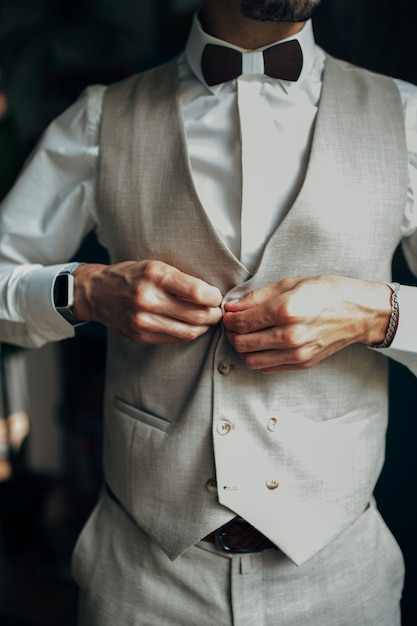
[369,282,400,349]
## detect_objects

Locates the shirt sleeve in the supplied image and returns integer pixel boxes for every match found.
[373,78,417,375]
[0,84,106,348]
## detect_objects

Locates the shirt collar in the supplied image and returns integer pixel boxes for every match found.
[185,12,318,94]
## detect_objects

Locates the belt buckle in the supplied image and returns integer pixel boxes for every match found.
[213,517,264,554]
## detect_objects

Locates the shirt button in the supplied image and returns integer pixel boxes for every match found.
[266,479,279,490]
[205,478,218,494]
[267,417,278,432]
[217,360,234,376]
[216,421,232,435]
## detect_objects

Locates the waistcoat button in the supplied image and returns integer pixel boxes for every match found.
[267,417,278,432]
[217,360,233,376]
[216,421,232,435]
[205,478,218,494]
[266,479,279,490]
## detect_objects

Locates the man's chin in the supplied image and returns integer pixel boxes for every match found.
[240,0,321,23]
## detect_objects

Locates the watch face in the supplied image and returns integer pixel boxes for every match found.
[54,274,74,309]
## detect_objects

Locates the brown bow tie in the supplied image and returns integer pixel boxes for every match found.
[201,40,303,86]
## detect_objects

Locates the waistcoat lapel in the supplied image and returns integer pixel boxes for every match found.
[227,54,408,300]
[98,59,250,294]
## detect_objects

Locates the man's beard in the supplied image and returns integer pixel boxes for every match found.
[240,0,322,22]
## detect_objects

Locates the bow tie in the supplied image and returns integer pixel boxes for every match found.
[201,40,303,86]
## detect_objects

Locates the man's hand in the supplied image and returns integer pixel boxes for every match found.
[72,260,223,344]
[223,275,393,373]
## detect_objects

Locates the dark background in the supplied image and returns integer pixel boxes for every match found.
[0,0,416,624]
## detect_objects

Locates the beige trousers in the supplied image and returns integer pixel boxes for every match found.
[73,489,404,626]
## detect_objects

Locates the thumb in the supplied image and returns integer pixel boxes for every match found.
[224,288,266,312]
[224,277,301,312]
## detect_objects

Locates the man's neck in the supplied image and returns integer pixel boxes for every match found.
[200,0,305,50]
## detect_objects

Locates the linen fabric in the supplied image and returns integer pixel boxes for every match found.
[73,488,404,625]
[96,53,407,565]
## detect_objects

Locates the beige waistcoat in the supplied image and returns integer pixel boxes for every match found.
[96,55,408,565]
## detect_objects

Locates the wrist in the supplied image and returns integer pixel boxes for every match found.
[71,262,107,323]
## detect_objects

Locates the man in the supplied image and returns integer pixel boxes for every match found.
[1,0,417,623]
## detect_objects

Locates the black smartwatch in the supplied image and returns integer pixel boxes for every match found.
[53,262,85,326]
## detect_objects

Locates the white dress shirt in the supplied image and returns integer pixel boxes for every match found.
[1,16,417,373]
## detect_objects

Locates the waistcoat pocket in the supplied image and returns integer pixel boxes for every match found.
[112,396,171,432]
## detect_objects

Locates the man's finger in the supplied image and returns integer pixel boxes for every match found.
[224,277,300,312]
[223,306,276,334]
[159,265,223,307]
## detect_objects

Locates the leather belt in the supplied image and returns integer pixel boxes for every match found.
[203,517,277,553]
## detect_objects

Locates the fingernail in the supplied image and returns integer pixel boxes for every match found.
[226,299,239,306]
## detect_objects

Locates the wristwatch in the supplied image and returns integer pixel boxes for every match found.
[53,262,85,325]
